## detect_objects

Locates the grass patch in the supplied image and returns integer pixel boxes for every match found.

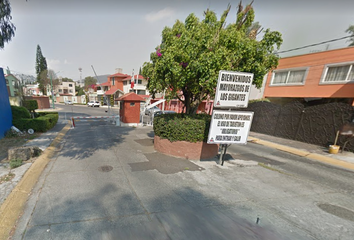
[10,159,23,169]
[0,173,15,184]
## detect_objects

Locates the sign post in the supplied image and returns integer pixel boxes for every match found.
[209,70,254,165]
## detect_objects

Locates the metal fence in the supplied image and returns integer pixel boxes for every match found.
[244,101,354,152]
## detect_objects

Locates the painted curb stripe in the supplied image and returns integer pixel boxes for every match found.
[248,137,354,171]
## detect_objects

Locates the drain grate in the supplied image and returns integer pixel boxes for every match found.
[317,203,354,222]
[99,165,113,172]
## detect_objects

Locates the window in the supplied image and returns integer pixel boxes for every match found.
[271,69,307,85]
[123,81,127,86]
[137,90,146,95]
[69,84,73,87]
[323,64,354,83]
[59,89,62,92]
[138,80,142,84]
[69,90,73,93]
[130,102,135,106]
[111,77,115,86]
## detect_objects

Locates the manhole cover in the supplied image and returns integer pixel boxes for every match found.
[317,203,354,222]
[99,165,113,172]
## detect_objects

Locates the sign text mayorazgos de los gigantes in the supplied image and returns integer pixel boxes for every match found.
[214,71,254,108]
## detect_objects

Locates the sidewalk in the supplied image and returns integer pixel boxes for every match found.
[248,131,354,170]
[0,121,68,205]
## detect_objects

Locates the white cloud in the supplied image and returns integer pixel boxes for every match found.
[145,8,175,23]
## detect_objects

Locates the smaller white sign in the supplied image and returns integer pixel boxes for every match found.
[207,110,254,144]
[214,70,254,108]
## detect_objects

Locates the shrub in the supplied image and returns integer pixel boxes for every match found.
[11,105,30,119]
[23,100,38,112]
[110,95,114,106]
[10,159,23,169]
[36,112,59,117]
[153,113,211,142]
[12,113,59,132]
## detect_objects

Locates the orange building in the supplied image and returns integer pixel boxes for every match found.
[263,47,354,106]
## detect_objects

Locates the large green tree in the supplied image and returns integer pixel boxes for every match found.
[39,69,58,95]
[35,45,48,93]
[346,24,354,46]
[142,2,282,114]
[84,76,97,89]
[0,0,16,49]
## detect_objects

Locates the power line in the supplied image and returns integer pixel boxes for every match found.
[277,35,354,54]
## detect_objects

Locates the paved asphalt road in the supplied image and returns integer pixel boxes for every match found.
[12,104,354,240]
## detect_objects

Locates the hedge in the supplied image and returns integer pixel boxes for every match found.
[12,113,59,132]
[153,113,211,142]
[36,111,59,117]
[11,105,30,119]
[23,100,38,112]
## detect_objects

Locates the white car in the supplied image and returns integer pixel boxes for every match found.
[145,106,161,117]
[87,101,100,107]
[64,100,73,105]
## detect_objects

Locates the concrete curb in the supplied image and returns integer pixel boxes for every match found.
[0,123,71,240]
[248,137,354,171]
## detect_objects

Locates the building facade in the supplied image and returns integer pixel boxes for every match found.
[263,47,354,106]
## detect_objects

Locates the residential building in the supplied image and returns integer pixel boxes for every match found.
[96,72,129,105]
[263,47,354,106]
[51,81,76,96]
[122,74,149,95]
[94,71,151,105]
[24,83,41,96]
[4,70,21,97]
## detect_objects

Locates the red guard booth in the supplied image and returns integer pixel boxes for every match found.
[117,93,144,126]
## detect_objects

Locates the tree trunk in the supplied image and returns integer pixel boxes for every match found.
[183,91,202,115]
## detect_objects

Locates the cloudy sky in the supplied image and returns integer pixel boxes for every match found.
[0,0,353,81]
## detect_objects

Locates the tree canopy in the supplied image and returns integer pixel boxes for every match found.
[142,2,282,114]
[0,0,16,49]
[61,77,74,82]
[84,76,97,89]
[346,25,354,46]
[35,45,48,93]
[38,69,58,95]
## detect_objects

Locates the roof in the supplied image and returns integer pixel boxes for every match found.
[99,81,111,86]
[105,88,124,95]
[139,95,150,99]
[108,72,131,78]
[122,75,145,81]
[59,93,73,96]
[117,92,145,101]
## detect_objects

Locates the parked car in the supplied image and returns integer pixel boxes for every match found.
[145,106,161,116]
[64,100,73,105]
[87,101,100,107]
[154,110,176,117]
